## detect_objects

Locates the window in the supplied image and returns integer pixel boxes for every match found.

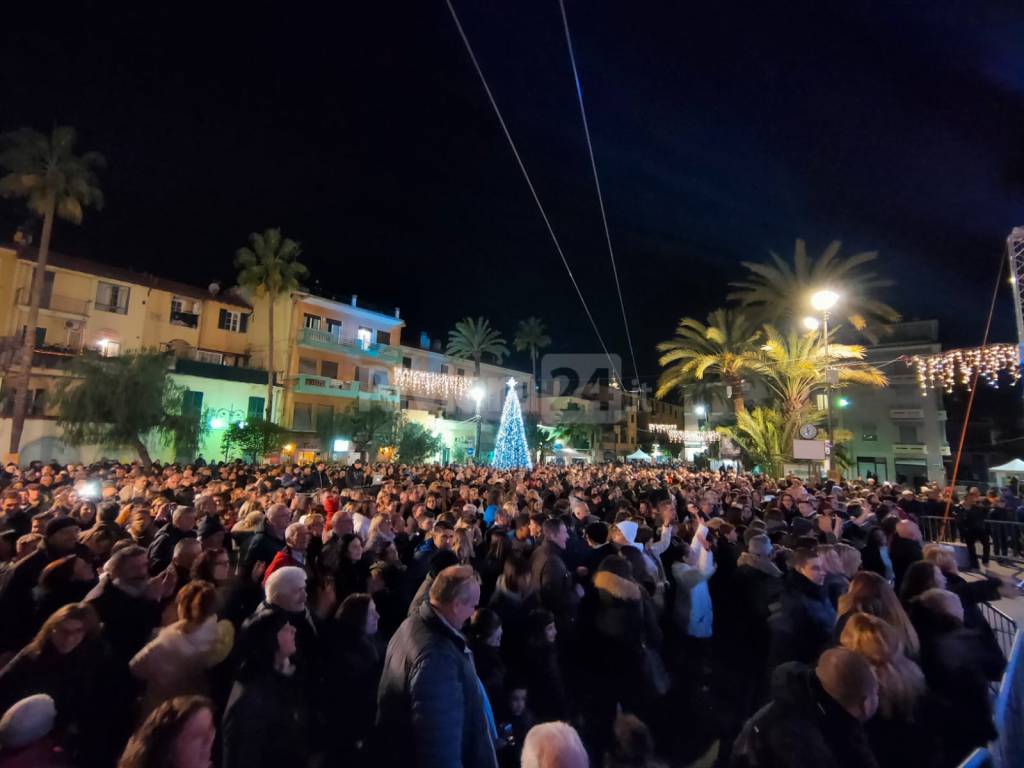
[441,364,449,375]
[95,282,130,314]
[182,390,204,417]
[357,327,372,349]
[33,327,45,347]
[402,356,412,370]
[247,396,265,420]
[898,424,919,444]
[217,309,248,333]
[316,404,334,431]
[298,357,318,375]
[372,371,387,386]
[303,314,321,330]
[457,368,465,377]
[194,350,223,364]
[327,319,343,339]
[293,403,313,431]
[321,360,338,379]
[99,340,120,357]
[376,330,391,345]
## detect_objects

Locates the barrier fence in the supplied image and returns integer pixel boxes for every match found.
[919,516,1024,566]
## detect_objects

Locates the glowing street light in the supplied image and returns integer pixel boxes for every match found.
[810,289,839,312]
[693,404,706,416]
[802,316,820,332]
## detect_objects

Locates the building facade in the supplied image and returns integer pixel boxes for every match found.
[842,320,950,484]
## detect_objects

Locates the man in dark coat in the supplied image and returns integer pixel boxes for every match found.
[732,535,784,714]
[530,517,582,635]
[731,648,880,768]
[376,565,498,768]
[241,502,290,574]
[768,548,836,668]
[146,505,197,575]
[0,517,83,652]
[889,519,923,592]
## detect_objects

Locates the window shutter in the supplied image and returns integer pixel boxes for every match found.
[239,313,249,333]
[218,309,229,330]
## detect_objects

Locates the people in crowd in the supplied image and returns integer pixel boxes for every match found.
[0,458,1018,767]
[521,721,589,768]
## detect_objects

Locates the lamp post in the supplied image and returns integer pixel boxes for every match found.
[694,404,707,429]
[470,383,485,463]
[810,290,839,475]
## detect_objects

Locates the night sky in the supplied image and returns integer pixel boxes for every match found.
[3,1,1024,386]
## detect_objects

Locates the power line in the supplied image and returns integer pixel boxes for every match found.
[557,0,640,390]
[443,0,623,387]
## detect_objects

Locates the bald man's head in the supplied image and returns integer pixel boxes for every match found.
[815,647,879,722]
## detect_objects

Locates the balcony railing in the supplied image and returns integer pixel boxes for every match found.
[293,374,400,403]
[15,287,89,317]
[169,310,200,328]
[296,327,400,363]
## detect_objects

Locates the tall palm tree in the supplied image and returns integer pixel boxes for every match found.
[235,228,308,421]
[656,308,765,414]
[514,316,551,392]
[727,238,900,341]
[0,126,104,457]
[758,324,888,417]
[446,316,508,377]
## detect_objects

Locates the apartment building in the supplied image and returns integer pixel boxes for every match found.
[244,292,405,462]
[0,245,275,462]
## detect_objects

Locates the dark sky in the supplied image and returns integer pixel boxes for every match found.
[3,1,1024,385]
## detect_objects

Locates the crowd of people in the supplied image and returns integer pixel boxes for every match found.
[0,457,1016,768]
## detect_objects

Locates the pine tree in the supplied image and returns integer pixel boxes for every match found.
[492,378,532,470]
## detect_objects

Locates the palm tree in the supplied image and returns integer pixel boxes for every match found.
[446,317,509,377]
[656,308,765,414]
[727,238,900,341]
[0,126,104,456]
[716,406,800,477]
[235,228,308,421]
[758,324,888,417]
[513,316,551,392]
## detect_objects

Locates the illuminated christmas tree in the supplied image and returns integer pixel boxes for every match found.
[492,377,532,470]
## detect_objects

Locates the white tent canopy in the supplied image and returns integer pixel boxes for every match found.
[990,459,1024,487]
[990,459,1024,473]
[626,449,652,461]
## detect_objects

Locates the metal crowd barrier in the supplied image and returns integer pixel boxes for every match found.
[919,516,1024,566]
[959,626,1024,768]
[980,603,1020,662]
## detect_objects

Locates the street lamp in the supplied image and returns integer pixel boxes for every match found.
[802,316,820,332]
[810,289,840,475]
[694,404,706,430]
[470,383,485,463]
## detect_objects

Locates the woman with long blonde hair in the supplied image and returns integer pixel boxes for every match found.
[837,571,919,656]
[840,612,932,767]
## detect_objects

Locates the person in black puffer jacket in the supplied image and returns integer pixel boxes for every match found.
[731,648,880,768]
[768,548,836,668]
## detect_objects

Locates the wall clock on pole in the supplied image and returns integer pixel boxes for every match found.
[799,423,818,440]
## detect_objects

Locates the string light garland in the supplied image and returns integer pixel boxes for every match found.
[649,422,719,444]
[908,344,1021,394]
[393,368,477,399]
[493,378,532,470]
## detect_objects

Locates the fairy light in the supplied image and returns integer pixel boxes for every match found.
[649,422,719,444]
[393,368,477,399]
[908,344,1021,395]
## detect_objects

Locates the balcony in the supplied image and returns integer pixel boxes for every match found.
[292,374,400,404]
[173,357,270,385]
[31,344,80,371]
[169,310,200,328]
[296,327,400,364]
[16,287,89,318]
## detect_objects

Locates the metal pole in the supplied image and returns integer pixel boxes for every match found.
[823,310,834,478]
[475,401,482,464]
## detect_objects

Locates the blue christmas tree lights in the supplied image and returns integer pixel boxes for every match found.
[492,377,532,470]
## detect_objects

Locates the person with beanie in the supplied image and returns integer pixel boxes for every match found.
[0,694,67,768]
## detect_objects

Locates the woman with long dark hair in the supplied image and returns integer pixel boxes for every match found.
[118,695,215,768]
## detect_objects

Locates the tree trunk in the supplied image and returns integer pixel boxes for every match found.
[729,377,746,414]
[133,434,153,468]
[9,190,56,459]
[265,296,275,421]
[530,347,538,413]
